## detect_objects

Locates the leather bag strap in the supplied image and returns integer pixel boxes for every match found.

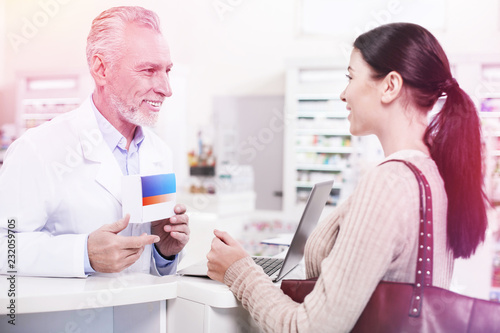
[380,159,433,317]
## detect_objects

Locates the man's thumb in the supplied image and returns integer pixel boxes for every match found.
[106,214,131,234]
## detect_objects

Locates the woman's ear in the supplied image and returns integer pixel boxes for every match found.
[381,71,403,104]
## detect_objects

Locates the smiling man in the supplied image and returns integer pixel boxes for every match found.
[0,6,189,277]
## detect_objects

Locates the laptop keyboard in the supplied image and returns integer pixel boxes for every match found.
[252,257,284,276]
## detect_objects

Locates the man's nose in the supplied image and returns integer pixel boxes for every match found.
[154,72,172,98]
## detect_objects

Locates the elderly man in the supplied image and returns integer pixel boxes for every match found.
[0,6,189,277]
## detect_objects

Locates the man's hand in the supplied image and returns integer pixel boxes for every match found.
[88,214,159,273]
[207,229,249,283]
[151,204,190,258]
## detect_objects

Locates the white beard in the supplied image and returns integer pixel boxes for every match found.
[109,92,159,127]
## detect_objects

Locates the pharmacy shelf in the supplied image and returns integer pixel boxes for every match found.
[296,164,345,172]
[480,112,500,118]
[283,61,356,211]
[22,113,65,120]
[295,146,353,154]
[295,128,351,136]
[297,111,349,118]
[296,181,342,189]
[16,72,91,134]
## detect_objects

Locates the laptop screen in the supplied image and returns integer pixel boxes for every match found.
[275,179,333,281]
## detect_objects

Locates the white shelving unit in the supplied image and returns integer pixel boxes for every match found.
[480,98,500,206]
[450,57,500,303]
[0,72,91,167]
[16,72,92,135]
[283,59,364,213]
[466,60,500,209]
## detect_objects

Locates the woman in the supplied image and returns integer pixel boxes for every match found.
[207,23,488,332]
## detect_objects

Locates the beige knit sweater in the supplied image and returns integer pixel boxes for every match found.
[224,150,454,332]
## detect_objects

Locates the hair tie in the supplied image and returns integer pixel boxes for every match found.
[439,77,459,95]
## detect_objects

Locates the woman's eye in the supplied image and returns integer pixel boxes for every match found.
[345,74,352,81]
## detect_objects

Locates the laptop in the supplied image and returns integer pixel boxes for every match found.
[178,180,333,282]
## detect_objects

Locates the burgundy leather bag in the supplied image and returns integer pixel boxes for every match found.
[281,160,500,332]
[280,277,317,303]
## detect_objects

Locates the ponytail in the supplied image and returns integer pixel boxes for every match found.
[424,81,488,258]
[354,23,488,259]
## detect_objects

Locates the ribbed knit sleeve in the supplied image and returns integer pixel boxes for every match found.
[224,151,453,333]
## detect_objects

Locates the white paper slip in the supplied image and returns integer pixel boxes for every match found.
[122,173,176,224]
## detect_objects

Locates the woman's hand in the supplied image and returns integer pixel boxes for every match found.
[207,229,249,283]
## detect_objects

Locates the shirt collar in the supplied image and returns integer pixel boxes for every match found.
[90,95,145,152]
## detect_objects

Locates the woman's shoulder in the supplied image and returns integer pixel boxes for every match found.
[363,150,438,184]
[349,151,440,210]
[360,159,415,189]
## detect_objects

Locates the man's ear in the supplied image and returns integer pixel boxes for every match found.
[381,71,403,104]
[90,54,108,87]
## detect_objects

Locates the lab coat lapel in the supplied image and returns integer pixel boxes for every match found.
[76,98,123,204]
[140,131,167,175]
[93,149,123,204]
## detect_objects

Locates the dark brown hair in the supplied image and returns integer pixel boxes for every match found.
[354,22,488,259]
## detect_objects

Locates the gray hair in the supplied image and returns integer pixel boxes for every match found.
[86,6,162,69]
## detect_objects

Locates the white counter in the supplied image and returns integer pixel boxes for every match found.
[0,211,303,332]
[0,273,177,315]
[0,272,263,333]
[0,273,179,333]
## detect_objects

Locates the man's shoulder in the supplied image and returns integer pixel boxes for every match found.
[12,100,92,156]
[24,100,90,136]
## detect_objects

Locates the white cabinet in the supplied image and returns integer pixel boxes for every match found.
[16,72,92,135]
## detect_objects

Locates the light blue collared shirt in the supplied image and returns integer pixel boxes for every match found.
[83,97,177,275]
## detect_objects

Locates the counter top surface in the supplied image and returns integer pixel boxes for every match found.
[0,267,306,315]
[0,273,178,314]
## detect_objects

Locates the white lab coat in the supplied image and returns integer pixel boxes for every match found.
[0,97,174,277]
